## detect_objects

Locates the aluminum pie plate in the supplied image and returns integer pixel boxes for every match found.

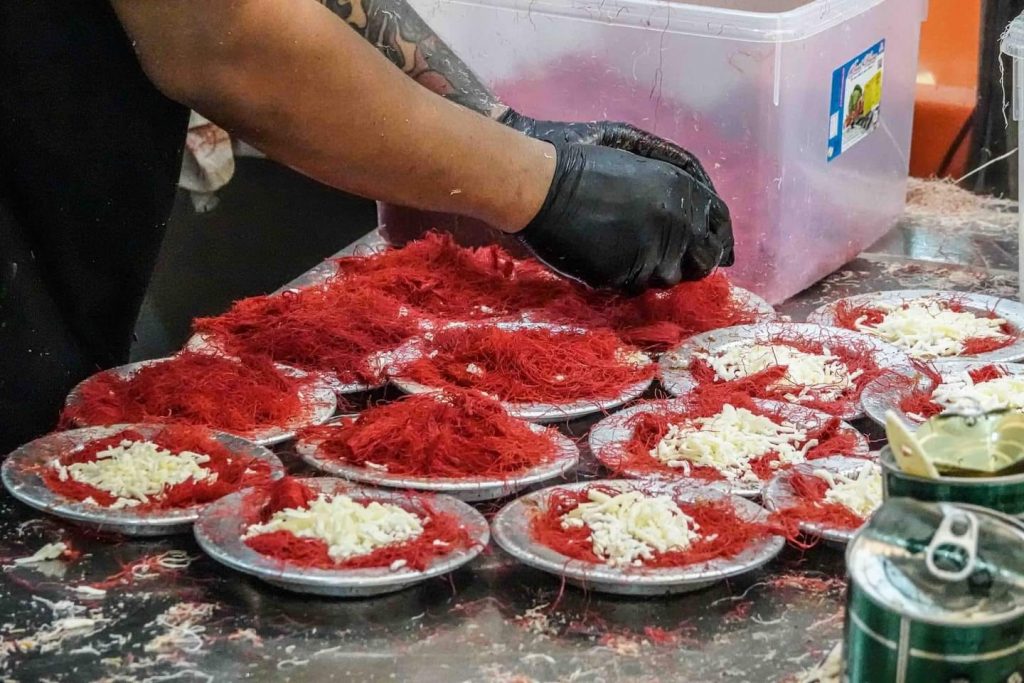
[194,478,489,597]
[296,422,580,503]
[1,424,285,536]
[185,332,385,395]
[658,322,916,421]
[63,357,337,447]
[388,320,655,423]
[587,397,870,498]
[807,289,1024,363]
[730,286,777,323]
[492,479,783,595]
[860,359,1024,429]
[762,455,878,546]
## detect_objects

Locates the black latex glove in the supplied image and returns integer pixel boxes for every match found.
[519,142,734,294]
[499,108,716,191]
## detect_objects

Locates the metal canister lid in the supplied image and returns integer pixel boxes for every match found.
[847,498,1024,626]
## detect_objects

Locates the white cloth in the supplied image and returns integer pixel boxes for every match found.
[178,112,264,212]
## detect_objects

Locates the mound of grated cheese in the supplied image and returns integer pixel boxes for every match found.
[561,488,699,567]
[52,440,215,509]
[650,405,817,482]
[921,370,1024,419]
[697,343,859,403]
[812,463,882,519]
[242,494,424,563]
[853,299,1010,358]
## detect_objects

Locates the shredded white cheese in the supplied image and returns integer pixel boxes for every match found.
[650,405,817,483]
[926,370,1024,416]
[243,493,424,564]
[13,542,68,566]
[52,440,215,509]
[812,463,882,518]
[615,348,652,369]
[853,299,1010,358]
[697,343,859,403]
[561,489,698,567]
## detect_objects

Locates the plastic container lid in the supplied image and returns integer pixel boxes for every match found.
[1001,13,1024,59]
[458,0,892,42]
[847,499,1024,625]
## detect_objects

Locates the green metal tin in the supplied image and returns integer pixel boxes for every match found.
[881,446,1024,517]
[844,499,1024,683]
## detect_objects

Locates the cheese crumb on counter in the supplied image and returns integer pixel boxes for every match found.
[812,463,882,519]
[697,343,859,402]
[52,440,215,509]
[650,405,816,482]
[243,494,424,563]
[561,488,698,567]
[854,299,1010,358]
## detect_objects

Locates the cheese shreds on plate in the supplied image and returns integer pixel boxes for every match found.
[812,463,881,519]
[924,370,1024,417]
[52,440,215,509]
[242,493,424,563]
[853,299,1010,358]
[697,343,859,402]
[650,405,817,483]
[561,489,698,567]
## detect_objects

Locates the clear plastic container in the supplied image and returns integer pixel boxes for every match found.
[381,0,928,303]
[1001,14,1024,303]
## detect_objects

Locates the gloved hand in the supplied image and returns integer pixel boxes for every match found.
[499,108,715,191]
[519,142,734,293]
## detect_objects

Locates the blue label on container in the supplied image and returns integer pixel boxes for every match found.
[828,40,885,162]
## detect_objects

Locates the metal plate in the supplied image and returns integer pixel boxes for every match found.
[860,360,1024,429]
[807,289,1024,362]
[588,398,870,498]
[1,424,285,536]
[194,478,489,597]
[388,321,655,424]
[185,333,384,395]
[63,357,337,447]
[491,479,784,596]
[762,455,879,546]
[658,322,916,421]
[296,422,580,503]
[731,286,778,323]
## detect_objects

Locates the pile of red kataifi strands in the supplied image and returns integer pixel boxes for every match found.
[193,284,420,385]
[399,325,654,404]
[298,391,558,478]
[60,351,312,436]
[242,478,474,571]
[606,393,863,480]
[331,233,765,353]
[770,471,866,546]
[831,298,1017,356]
[689,332,888,416]
[530,483,778,568]
[43,426,276,510]
[898,363,1008,420]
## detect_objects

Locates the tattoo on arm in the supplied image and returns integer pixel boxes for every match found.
[319,0,505,117]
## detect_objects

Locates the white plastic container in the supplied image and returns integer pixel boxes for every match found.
[1001,13,1024,302]
[384,0,928,303]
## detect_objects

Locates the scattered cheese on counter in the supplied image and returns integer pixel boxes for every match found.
[697,343,859,402]
[854,299,1010,358]
[52,440,215,509]
[812,463,882,519]
[650,405,816,482]
[561,488,698,567]
[12,542,68,566]
[929,370,1024,416]
[243,493,424,563]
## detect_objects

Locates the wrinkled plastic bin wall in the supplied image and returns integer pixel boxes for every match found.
[385,0,925,303]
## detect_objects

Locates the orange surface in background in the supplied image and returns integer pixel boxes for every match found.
[910,0,981,178]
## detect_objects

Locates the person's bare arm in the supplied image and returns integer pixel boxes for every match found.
[110,0,551,231]
[316,0,505,117]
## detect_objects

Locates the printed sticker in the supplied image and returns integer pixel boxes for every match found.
[828,40,885,162]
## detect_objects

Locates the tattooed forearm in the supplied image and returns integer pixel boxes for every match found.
[319,0,505,117]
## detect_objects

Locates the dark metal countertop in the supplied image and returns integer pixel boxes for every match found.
[1,187,1017,682]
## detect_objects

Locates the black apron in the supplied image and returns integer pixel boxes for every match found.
[0,1,190,451]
